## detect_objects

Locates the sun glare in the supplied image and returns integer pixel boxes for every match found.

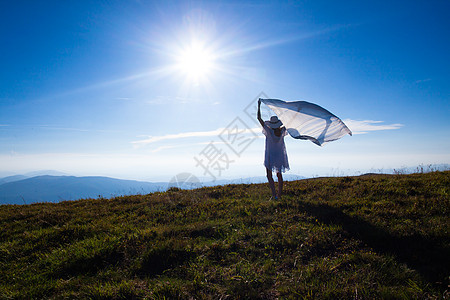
[177,41,214,83]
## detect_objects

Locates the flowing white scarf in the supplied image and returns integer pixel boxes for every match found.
[261,98,352,146]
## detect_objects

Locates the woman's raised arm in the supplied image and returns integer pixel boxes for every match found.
[257,98,264,127]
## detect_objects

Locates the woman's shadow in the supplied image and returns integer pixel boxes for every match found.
[290,199,449,291]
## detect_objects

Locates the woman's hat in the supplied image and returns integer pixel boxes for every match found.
[267,116,282,129]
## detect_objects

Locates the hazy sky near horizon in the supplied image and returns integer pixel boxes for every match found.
[0,0,449,181]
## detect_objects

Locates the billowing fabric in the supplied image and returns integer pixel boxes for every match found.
[262,121,290,173]
[261,98,352,146]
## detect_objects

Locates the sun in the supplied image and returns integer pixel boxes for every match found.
[176,41,215,83]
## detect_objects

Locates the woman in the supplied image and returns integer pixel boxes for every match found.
[257,99,290,199]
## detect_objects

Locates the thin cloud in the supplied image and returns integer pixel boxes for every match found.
[37,125,123,133]
[0,124,104,132]
[133,128,224,145]
[132,127,260,148]
[150,141,228,153]
[150,145,181,153]
[134,119,402,148]
[415,78,432,84]
[343,119,403,134]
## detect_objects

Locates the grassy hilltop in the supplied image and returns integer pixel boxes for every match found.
[1,171,449,299]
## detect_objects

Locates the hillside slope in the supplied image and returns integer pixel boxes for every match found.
[0,171,449,299]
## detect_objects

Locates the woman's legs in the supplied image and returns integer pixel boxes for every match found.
[276,172,283,198]
[266,168,277,198]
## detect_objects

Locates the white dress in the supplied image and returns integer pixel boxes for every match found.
[262,122,290,173]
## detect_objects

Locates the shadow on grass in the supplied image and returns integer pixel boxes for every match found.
[136,246,194,278]
[295,201,449,290]
[54,249,123,278]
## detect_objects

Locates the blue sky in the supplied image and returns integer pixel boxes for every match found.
[0,0,449,181]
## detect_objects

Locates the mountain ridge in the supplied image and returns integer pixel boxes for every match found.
[0,175,167,205]
[0,174,306,205]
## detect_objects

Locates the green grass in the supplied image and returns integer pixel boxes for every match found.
[1,171,449,299]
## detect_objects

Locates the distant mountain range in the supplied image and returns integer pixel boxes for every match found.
[0,172,305,205]
[0,175,167,205]
[0,170,68,185]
